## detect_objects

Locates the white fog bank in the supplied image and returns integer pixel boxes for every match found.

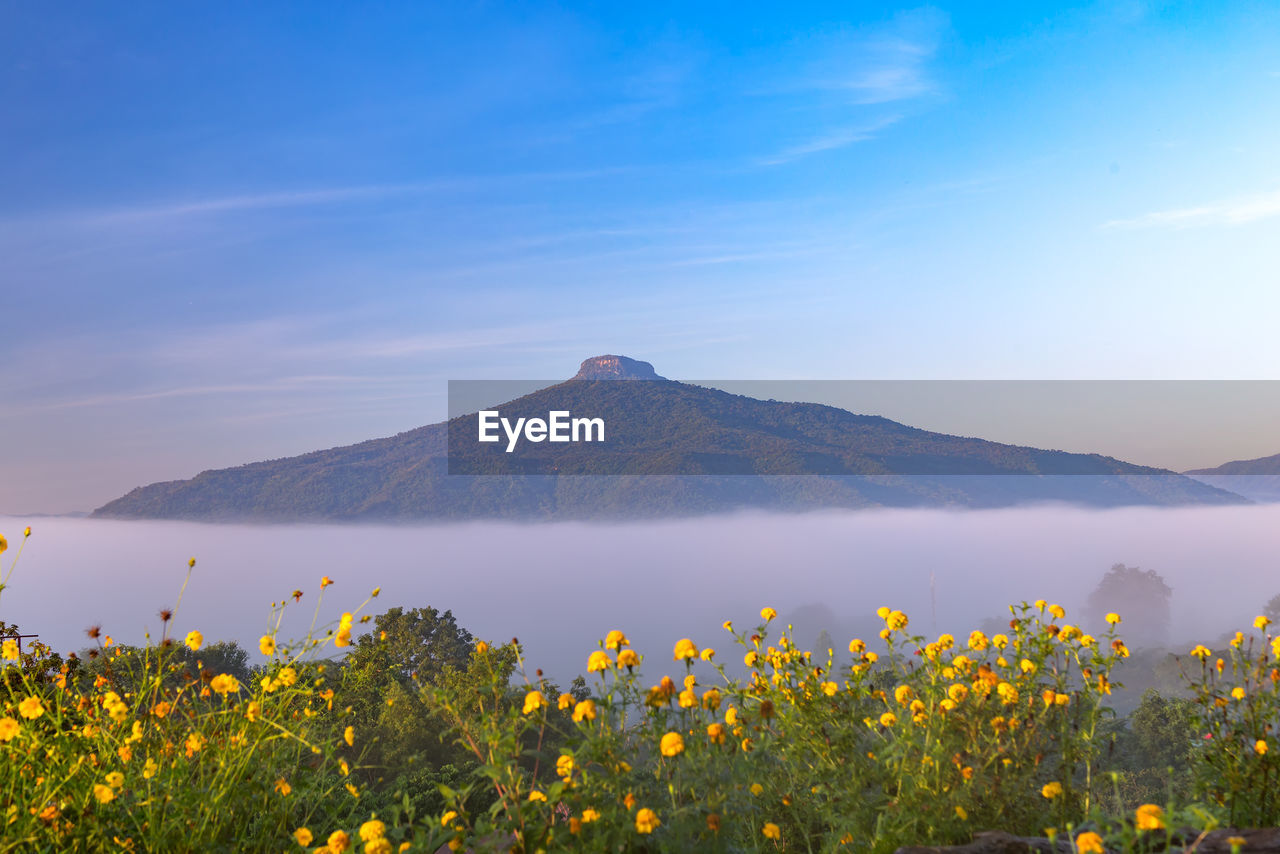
[2,504,1278,683]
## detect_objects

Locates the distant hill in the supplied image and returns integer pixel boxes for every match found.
[1185,453,1280,503]
[92,356,1248,522]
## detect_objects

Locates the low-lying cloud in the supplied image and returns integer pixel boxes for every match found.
[3,504,1278,684]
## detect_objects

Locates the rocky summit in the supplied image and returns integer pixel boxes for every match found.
[571,355,666,381]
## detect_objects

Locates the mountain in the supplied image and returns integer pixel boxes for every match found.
[92,356,1247,521]
[1185,453,1280,503]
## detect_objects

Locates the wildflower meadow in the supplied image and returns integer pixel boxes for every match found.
[3,527,1279,853]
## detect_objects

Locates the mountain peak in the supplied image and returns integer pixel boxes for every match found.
[572,354,666,381]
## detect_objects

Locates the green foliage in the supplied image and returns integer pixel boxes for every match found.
[419,602,1131,853]
[1183,622,1280,825]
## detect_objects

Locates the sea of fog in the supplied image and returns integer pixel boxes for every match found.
[2,505,1278,684]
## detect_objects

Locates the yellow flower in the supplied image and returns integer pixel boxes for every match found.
[143,757,158,779]
[557,692,575,711]
[0,535,6,553]
[707,722,726,744]
[617,649,640,668]
[1042,781,1063,799]
[259,635,276,656]
[93,784,115,803]
[556,754,575,778]
[1020,659,1037,674]
[750,783,764,796]
[821,681,838,696]
[474,640,488,654]
[522,690,546,715]
[660,731,685,757]
[366,839,392,854]
[185,630,203,651]
[528,790,547,802]
[359,820,386,842]
[1233,687,1246,700]
[587,650,612,672]
[879,712,897,727]
[18,697,43,720]
[582,808,600,823]
[948,684,969,703]
[700,647,716,661]
[1049,604,1066,619]
[293,827,313,846]
[1228,838,1247,850]
[1189,645,1211,660]
[763,822,781,840]
[572,699,596,722]
[328,830,351,853]
[894,684,914,705]
[0,716,22,742]
[1,639,18,660]
[849,638,866,654]
[886,610,908,630]
[1256,739,1269,755]
[1135,804,1165,831]
[605,629,629,650]
[955,805,968,820]
[635,808,660,834]
[210,674,240,695]
[673,638,698,660]
[321,575,334,588]
[274,777,292,797]
[968,630,989,651]
[1076,831,1104,854]
[1105,612,1121,625]
[760,607,777,622]
[1256,615,1272,630]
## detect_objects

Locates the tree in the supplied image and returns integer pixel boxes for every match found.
[340,607,479,775]
[1085,564,1172,649]
[350,606,475,682]
[1263,593,1280,625]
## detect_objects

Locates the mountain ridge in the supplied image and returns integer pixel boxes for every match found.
[92,356,1248,521]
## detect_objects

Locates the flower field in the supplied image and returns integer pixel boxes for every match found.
[3,527,1279,853]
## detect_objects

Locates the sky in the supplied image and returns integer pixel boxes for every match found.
[3,1,1280,513]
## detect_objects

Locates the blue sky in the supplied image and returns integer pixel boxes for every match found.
[3,1,1279,512]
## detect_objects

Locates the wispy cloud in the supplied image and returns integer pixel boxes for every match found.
[813,37,939,105]
[1103,188,1280,229]
[78,185,425,227]
[759,115,902,166]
